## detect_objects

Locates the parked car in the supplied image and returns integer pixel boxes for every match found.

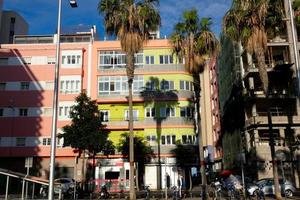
[54,178,76,194]
[247,178,296,197]
[40,178,76,197]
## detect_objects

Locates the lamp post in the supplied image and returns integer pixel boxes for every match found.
[48,1,77,199]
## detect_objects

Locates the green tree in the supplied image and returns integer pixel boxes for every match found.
[117,133,154,190]
[223,1,285,199]
[98,1,160,199]
[59,93,110,187]
[171,141,198,190]
[169,9,219,194]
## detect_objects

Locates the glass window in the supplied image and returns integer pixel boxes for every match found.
[161,135,166,145]
[159,55,164,64]
[100,110,109,122]
[0,83,6,90]
[20,82,30,90]
[0,58,8,65]
[145,108,155,118]
[125,110,139,121]
[16,137,26,147]
[0,108,3,117]
[145,55,154,65]
[166,107,175,117]
[19,108,28,116]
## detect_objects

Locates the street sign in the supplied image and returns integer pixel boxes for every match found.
[25,157,33,168]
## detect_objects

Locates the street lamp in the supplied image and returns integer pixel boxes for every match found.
[48,1,78,199]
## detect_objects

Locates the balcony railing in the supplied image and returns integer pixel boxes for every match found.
[101,117,194,127]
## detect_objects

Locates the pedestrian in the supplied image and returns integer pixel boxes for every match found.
[177,175,183,198]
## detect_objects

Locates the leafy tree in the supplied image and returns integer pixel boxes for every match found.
[59,93,110,186]
[171,142,198,190]
[223,1,285,199]
[169,10,219,191]
[98,1,160,198]
[117,133,154,190]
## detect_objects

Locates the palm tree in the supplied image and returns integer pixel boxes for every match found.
[170,10,219,197]
[223,0,283,199]
[98,1,160,199]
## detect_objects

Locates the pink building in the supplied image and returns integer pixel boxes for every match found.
[0,31,94,180]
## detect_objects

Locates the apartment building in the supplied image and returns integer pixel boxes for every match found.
[218,0,300,187]
[0,10,28,44]
[90,39,196,190]
[0,30,94,181]
[200,57,222,172]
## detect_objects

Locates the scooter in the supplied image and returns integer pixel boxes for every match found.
[99,185,110,199]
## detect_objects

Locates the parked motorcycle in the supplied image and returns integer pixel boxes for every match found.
[99,185,110,199]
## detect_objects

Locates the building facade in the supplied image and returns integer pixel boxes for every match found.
[218,0,300,187]
[0,31,94,181]
[0,32,221,191]
[200,56,222,172]
[0,10,28,44]
[90,39,196,190]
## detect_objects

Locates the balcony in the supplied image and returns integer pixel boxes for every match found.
[98,64,186,74]
[101,117,194,129]
[242,45,292,78]
[245,114,300,128]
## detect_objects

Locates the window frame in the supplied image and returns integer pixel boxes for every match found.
[16,137,26,147]
[19,108,28,116]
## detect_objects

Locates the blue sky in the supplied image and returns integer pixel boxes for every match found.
[3,0,232,39]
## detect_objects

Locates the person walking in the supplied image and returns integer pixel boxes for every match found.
[177,175,183,198]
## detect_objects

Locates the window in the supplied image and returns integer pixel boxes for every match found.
[135,53,144,67]
[100,110,109,122]
[22,57,31,65]
[42,138,51,146]
[60,77,81,94]
[160,80,174,90]
[61,50,82,67]
[125,110,139,121]
[145,80,156,91]
[19,108,28,116]
[98,76,143,95]
[180,80,192,90]
[0,108,3,116]
[159,55,173,64]
[180,107,193,118]
[160,107,175,118]
[182,135,195,144]
[0,83,6,90]
[45,81,54,90]
[146,135,157,145]
[20,82,30,90]
[10,17,16,24]
[62,55,81,65]
[161,135,176,145]
[0,58,8,65]
[145,55,155,65]
[99,51,144,69]
[58,106,71,119]
[145,108,155,118]
[43,108,53,116]
[57,137,64,147]
[47,57,56,64]
[16,137,26,147]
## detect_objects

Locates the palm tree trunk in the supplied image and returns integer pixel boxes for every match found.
[256,47,281,200]
[267,106,282,200]
[127,53,136,200]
